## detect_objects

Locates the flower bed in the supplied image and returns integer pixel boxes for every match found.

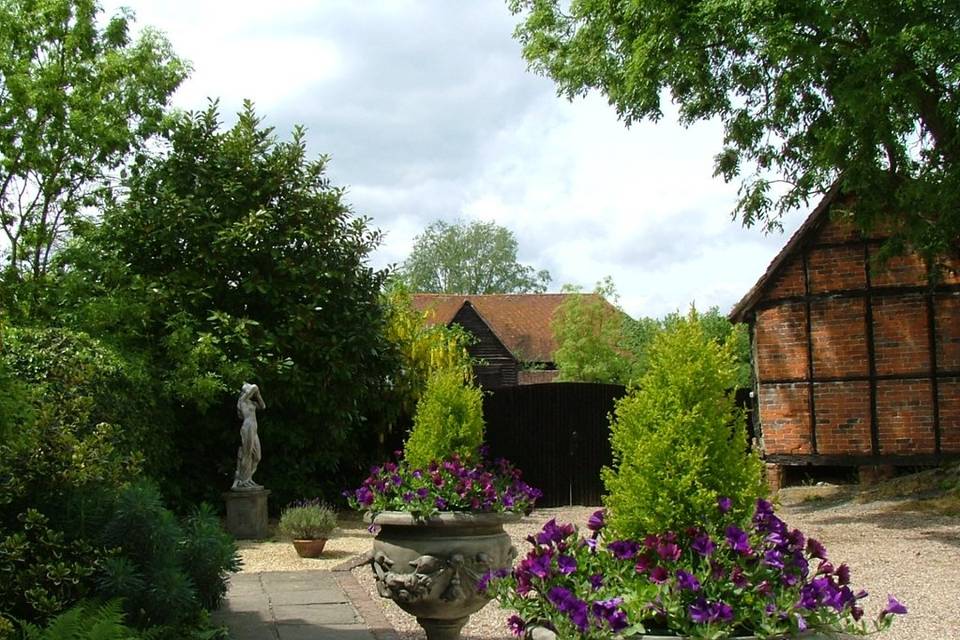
[484,499,907,639]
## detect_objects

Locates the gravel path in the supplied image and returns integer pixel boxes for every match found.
[239,497,959,639]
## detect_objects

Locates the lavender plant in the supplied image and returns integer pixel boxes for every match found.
[484,499,906,639]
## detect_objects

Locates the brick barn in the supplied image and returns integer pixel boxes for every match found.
[729,186,960,488]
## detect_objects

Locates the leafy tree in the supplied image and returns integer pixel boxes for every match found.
[401,219,551,293]
[509,0,960,261]
[0,0,188,298]
[57,102,398,505]
[551,278,633,384]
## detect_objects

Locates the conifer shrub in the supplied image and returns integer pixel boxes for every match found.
[602,310,764,539]
[403,368,485,469]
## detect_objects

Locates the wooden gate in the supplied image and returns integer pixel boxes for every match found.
[483,382,626,507]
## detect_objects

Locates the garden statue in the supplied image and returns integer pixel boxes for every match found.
[232,382,266,491]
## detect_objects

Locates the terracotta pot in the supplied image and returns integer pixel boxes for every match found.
[370,511,520,640]
[292,538,328,558]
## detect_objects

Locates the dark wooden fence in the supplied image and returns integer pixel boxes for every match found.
[483,382,627,507]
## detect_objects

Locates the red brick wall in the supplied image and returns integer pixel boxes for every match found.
[810,299,868,378]
[939,379,960,453]
[767,258,805,298]
[813,382,872,454]
[758,384,813,454]
[755,303,807,381]
[872,295,930,375]
[876,380,936,454]
[936,296,960,371]
[870,252,928,288]
[752,207,957,462]
[808,245,866,293]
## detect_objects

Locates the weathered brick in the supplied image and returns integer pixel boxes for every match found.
[755,303,808,381]
[767,257,805,299]
[817,215,862,244]
[810,299,868,378]
[872,294,930,375]
[758,383,813,455]
[813,381,872,454]
[870,252,928,288]
[935,295,960,372]
[876,380,935,454]
[808,245,866,293]
[938,379,960,453]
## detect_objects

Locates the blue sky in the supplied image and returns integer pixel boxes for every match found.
[104,0,809,318]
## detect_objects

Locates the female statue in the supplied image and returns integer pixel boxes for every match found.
[232,382,266,490]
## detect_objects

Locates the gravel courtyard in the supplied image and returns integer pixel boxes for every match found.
[238,490,959,640]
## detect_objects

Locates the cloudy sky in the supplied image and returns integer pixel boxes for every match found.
[103,0,809,319]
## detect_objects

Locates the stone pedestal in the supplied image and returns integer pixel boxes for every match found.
[223,489,270,539]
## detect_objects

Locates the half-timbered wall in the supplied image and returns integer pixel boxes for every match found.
[752,217,960,466]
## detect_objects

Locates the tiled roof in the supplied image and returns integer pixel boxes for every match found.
[410,293,615,363]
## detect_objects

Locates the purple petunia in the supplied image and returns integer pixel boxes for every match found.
[557,555,578,575]
[717,496,733,513]
[882,595,908,617]
[608,539,640,560]
[676,570,701,592]
[688,598,734,624]
[587,509,606,537]
[691,532,716,557]
[725,525,752,555]
[506,614,525,637]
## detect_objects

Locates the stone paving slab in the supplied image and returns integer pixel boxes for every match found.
[215,570,381,640]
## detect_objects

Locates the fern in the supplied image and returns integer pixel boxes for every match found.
[18,599,136,640]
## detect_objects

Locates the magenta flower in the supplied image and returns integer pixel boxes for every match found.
[608,539,640,560]
[649,566,669,584]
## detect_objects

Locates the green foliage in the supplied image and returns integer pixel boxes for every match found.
[509,0,960,263]
[278,502,337,540]
[0,510,100,623]
[552,278,632,384]
[96,481,238,629]
[401,219,551,294]
[383,285,473,418]
[17,599,137,640]
[602,310,764,539]
[551,279,752,389]
[179,505,241,611]
[0,326,167,482]
[0,0,188,302]
[56,102,398,506]
[403,368,486,469]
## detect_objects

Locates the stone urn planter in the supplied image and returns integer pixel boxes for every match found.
[370,511,519,640]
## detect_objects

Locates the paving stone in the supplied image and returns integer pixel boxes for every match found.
[277,623,375,640]
[272,603,360,626]
[268,588,349,605]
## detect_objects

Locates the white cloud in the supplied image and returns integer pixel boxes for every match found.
[101,0,807,319]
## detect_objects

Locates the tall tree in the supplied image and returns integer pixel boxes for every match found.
[401,219,551,293]
[0,0,188,292]
[57,102,398,505]
[509,0,960,261]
